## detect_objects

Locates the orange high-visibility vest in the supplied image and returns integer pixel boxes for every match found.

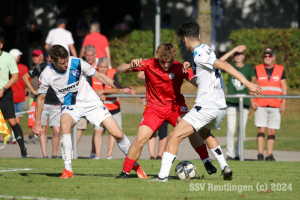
[254,64,283,107]
[92,68,120,111]
[28,101,36,129]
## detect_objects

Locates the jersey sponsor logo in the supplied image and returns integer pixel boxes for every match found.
[71,70,80,77]
[169,73,175,79]
[231,72,246,91]
[180,106,189,113]
[58,81,79,92]
[102,105,107,110]
[259,77,267,80]
[214,84,222,90]
[61,106,73,111]
[272,75,279,81]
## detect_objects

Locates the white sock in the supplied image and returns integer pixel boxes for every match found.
[202,157,210,164]
[60,133,72,171]
[210,145,228,170]
[158,152,177,178]
[116,134,131,155]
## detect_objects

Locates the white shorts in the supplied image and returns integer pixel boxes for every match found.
[41,104,61,127]
[61,102,111,127]
[183,106,226,132]
[255,107,281,129]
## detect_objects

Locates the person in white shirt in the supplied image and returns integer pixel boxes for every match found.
[150,21,261,182]
[32,45,147,179]
[45,18,77,57]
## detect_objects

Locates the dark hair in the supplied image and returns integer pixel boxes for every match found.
[0,36,4,44]
[30,19,38,26]
[49,45,69,62]
[178,21,199,39]
[155,43,176,61]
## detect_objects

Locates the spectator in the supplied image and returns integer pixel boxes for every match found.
[22,49,61,158]
[0,36,28,157]
[76,8,98,52]
[219,45,256,160]
[137,71,168,160]
[114,14,134,30]
[91,57,121,159]
[161,14,171,29]
[0,15,19,52]
[79,22,110,63]
[28,19,43,68]
[45,18,77,57]
[251,48,288,161]
[9,49,28,125]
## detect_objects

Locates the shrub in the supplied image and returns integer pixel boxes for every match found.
[229,28,300,89]
[108,29,183,86]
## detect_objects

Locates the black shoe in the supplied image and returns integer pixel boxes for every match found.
[265,154,275,161]
[226,156,235,160]
[222,166,233,180]
[51,155,59,159]
[204,160,217,175]
[257,154,264,161]
[235,156,240,161]
[21,148,29,158]
[150,156,155,160]
[156,156,162,160]
[116,171,128,179]
[43,156,49,158]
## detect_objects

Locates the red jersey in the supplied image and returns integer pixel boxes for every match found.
[11,63,28,103]
[82,32,109,59]
[133,58,194,107]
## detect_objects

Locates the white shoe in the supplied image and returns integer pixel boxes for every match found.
[106,156,113,160]
[90,153,95,159]
[94,156,101,160]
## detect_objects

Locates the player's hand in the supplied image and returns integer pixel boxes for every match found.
[99,94,106,101]
[250,100,259,110]
[32,124,43,136]
[32,89,39,95]
[0,89,4,99]
[280,103,286,113]
[140,97,145,102]
[130,59,143,69]
[248,82,262,96]
[182,62,191,73]
[119,87,135,96]
[235,45,246,53]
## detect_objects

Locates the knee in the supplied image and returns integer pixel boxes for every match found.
[113,131,124,141]
[135,135,148,148]
[60,123,71,134]
[168,131,181,144]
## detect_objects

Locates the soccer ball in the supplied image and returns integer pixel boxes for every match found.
[175,161,197,180]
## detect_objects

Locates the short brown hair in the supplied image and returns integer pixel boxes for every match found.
[0,36,4,44]
[155,43,176,61]
[49,45,69,62]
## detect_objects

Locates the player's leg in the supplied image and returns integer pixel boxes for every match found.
[60,110,77,179]
[226,105,237,159]
[93,128,104,159]
[39,126,48,158]
[148,133,156,159]
[107,112,122,159]
[52,126,60,158]
[156,122,168,159]
[49,105,61,158]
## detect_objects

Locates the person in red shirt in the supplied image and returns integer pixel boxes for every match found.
[116,43,217,179]
[79,22,110,63]
[9,49,28,125]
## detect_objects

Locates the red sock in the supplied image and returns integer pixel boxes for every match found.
[195,144,209,160]
[122,156,137,174]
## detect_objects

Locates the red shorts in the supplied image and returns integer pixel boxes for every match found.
[139,100,189,133]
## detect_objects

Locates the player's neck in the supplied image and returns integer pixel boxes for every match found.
[190,41,201,53]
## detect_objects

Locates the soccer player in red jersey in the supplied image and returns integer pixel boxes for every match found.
[115,43,217,179]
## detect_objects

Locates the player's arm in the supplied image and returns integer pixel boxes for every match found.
[214,60,262,96]
[137,71,145,80]
[22,73,38,95]
[117,58,143,74]
[45,43,50,52]
[219,45,246,61]
[0,73,18,98]
[69,44,78,57]
[93,71,135,96]
[32,94,46,136]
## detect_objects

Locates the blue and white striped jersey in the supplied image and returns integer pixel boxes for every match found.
[38,56,99,106]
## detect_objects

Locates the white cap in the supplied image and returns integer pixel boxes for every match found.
[9,49,22,60]
[124,14,134,22]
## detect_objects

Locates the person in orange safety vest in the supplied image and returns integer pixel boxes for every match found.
[250,48,288,161]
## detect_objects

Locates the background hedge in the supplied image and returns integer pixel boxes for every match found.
[229,28,300,89]
[108,29,183,86]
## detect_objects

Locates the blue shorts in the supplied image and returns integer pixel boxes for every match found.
[14,101,25,117]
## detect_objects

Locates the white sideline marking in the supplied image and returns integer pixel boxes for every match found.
[0,168,33,172]
[0,195,77,200]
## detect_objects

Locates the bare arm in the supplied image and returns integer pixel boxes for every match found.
[105,47,111,65]
[189,77,198,88]
[22,73,38,95]
[45,43,50,52]
[0,73,18,98]
[69,44,78,57]
[117,59,143,74]
[214,60,262,95]
[137,71,145,80]
[79,47,84,58]
[280,78,288,113]
[95,88,119,96]
[251,76,258,85]
[219,45,246,61]
[32,94,46,135]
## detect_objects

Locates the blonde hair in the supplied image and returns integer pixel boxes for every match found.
[155,43,176,61]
